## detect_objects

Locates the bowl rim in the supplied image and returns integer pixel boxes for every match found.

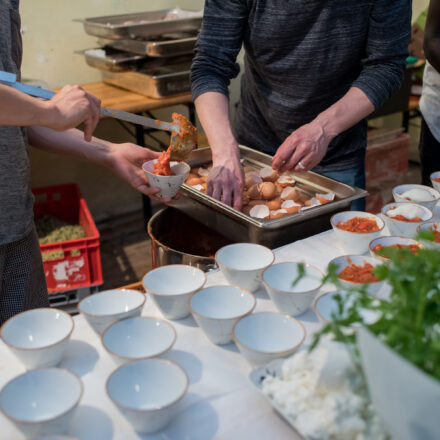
[313,290,345,323]
[392,183,440,201]
[0,367,83,424]
[101,316,177,361]
[369,235,425,258]
[77,289,146,317]
[106,358,189,412]
[430,171,440,180]
[381,202,433,223]
[142,264,207,297]
[330,210,385,234]
[261,262,324,295]
[142,159,190,178]
[0,308,74,352]
[232,311,306,355]
[328,254,385,286]
[417,221,440,232]
[214,243,275,272]
[188,285,256,320]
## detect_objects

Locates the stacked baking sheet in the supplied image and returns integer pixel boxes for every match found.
[79,8,201,98]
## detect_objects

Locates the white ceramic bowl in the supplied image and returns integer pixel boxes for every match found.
[0,368,82,438]
[329,255,385,296]
[102,316,176,365]
[215,243,274,292]
[78,289,146,334]
[188,286,256,345]
[106,358,188,434]
[330,211,384,254]
[430,171,440,192]
[313,290,379,325]
[0,308,74,370]
[369,236,425,261]
[393,183,440,210]
[417,222,440,250]
[262,262,323,316]
[143,265,206,320]
[143,160,190,199]
[232,312,306,367]
[381,202,432,238]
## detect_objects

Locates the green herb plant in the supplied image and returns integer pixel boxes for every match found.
[309,232,440,381]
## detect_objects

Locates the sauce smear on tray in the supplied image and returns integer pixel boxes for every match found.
[337,216,379,233]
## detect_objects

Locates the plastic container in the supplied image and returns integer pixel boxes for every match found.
[32,184,103,294]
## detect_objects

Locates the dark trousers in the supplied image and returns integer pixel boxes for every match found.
[419,117,440,186]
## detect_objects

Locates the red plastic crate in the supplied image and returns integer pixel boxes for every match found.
[32,184,103,294]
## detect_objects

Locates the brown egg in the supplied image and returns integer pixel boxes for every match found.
[281,200,302,214]
[269,209,288,219]
[280,187,302,202]
[277,175,296,188]
[275,182,284,196]
[186,173,199,182]
[249,205,270,219]
[259,167,279,182]
[200,176,208,183]
[248,183,262,199]
[242,191,250,206]
[247,199,267,207]
[242,205,252,216]
[245,172,263,189]
[259,182,277,200]
[186,176,204,186]
[266,198,283,210]
[305,199,312,206]
[197,167,210,177]
[243,166,255,173]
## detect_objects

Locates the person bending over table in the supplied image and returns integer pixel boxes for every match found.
[419,0,440,185]
[191,0,412,211]
[0,1,165,324]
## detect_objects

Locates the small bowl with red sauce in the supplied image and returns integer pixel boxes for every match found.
[392,184,439,210]
[330,211,384,254]
[329,255,385,296]
[143,159,190,199]
[430,171,440,193]
[417,222,440,250]
[381,202,432,238]
[369,236,424,261]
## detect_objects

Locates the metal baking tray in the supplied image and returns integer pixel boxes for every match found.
[81,8,202,40]
[82,48,147,72]
[99,33,197,57]
[173,146,367,249]
[103,57,192,98]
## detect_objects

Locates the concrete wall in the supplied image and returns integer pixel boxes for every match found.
[20,0,428,220]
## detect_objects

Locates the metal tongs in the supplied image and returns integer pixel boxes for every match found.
[0,70,197,160]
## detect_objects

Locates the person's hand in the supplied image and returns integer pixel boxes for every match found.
[272,121,334,173]
[208,150,244,210]
[107,143,174,203]
[45,85,101,142]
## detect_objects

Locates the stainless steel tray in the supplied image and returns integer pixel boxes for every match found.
[99,33,197,57]
[83,48,147,72]
[104,58,192,98]
[173,146,367,248]
[82,8,202,40]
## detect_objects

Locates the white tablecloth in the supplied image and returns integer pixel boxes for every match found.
[0,214,431,440]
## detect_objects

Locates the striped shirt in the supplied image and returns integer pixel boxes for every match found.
[191,0,411,172]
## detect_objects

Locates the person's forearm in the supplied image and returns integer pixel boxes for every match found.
[0,84,56,127]
[194,92,239,162]
[313,87,375,140]
[424,0,440,73]
[28,126,112,165]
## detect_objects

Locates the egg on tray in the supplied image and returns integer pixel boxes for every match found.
[259,167,279,182]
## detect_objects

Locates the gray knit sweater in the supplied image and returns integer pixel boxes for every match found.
[191,0,411,172]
